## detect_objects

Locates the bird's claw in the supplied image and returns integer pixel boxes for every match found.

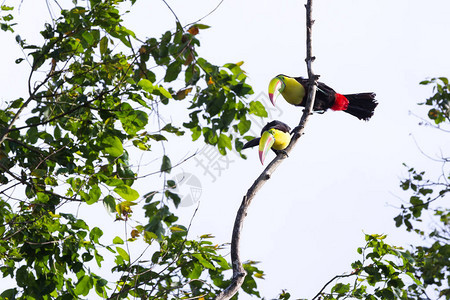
[277,150,289,157]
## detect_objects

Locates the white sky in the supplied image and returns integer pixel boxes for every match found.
[1,0,450,298]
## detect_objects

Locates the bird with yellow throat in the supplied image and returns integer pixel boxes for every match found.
[242,120,291,164]
[269,75,378,120]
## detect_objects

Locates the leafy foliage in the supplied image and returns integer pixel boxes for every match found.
[313,79,450,300]
[0,0,266,298]
[0,5,14,32]
[420,77,450,124]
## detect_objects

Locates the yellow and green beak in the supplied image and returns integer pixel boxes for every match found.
[268,76,285,106]
[258,131,275,164]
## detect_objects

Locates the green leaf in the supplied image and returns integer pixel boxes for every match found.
[394,215,403,227]
[87,185,101,205]
[206,92,226,116]
[0,288,18,299]
[113,236,124,244]
[162,123,184,136]
[192,253,215,270]
[189,263,203,279]
[164,61,182,82]
[165,190,181,207]
[438,77,448,85]
[16,266,30,287]
[148,134,167,141]
[94,251,104,268]
[249,101,268,117]
[410,196,423,206]
[138,79,154,93]
[31,51,45,71]
[237,118,251,135]
[114,185,139,201]
[161,155,172,173]
[82,31,94,45]
[218,134,232,151]
[166,180,176,188]
[99,36,108,56]
[191,126,201,141]
[157,85,173,99]
[102,136,123,157]
[75,275,92,296]
[111,25,135,48]
[117,103,148,135]
[144,231,158,244]
[1,5,14,11]
[406,272,422,286]
[169,225,185,232]
[377,288,395,300]
[193,24,211,29]
[331,283,350,294]
[116,246,130,262]
[90,227,103,243]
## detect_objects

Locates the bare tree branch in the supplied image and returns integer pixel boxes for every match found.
[185,0,225,29]
[215,1,318,299]
[161,0,182,25]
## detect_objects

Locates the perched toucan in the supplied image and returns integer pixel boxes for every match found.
[242,120,291,164]
[268,75,378,120]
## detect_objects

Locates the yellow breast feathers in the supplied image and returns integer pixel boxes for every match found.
[270,129,291,150]
[281,77,305,105]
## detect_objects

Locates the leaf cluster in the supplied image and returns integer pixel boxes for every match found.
[0,5,14,32]
[420,77,450,124]
[0,0,266,298]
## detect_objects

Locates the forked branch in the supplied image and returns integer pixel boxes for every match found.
[215,1,318,299]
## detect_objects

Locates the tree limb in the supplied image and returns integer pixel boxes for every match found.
[215,1,318,299]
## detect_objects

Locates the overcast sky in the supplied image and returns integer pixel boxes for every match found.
[1,0,450,298]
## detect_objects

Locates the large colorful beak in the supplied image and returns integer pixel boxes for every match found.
[268,76,285,106]
[258,131,275,164]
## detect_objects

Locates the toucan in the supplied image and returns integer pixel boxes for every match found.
[268,75,378,120]
[242,120,291,164]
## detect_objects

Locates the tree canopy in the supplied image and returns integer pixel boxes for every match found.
[0,1,448,300]
[0,0,266,298]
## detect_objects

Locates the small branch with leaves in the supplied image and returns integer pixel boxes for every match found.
[215,1,318,299]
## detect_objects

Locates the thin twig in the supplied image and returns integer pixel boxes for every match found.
[185,0,225,29]
[0,69,51,145]
[311,272,357,300]
[161,0,181,25]
[215,1,318,299]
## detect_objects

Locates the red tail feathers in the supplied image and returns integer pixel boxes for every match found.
[331,93,349,111]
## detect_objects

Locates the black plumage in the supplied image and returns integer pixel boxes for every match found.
[242,120,291,150]
[274,75,378,121]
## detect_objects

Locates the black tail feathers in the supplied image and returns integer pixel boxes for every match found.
[344,93,378,121]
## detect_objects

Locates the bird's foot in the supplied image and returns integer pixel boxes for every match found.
[277,150,289,158]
